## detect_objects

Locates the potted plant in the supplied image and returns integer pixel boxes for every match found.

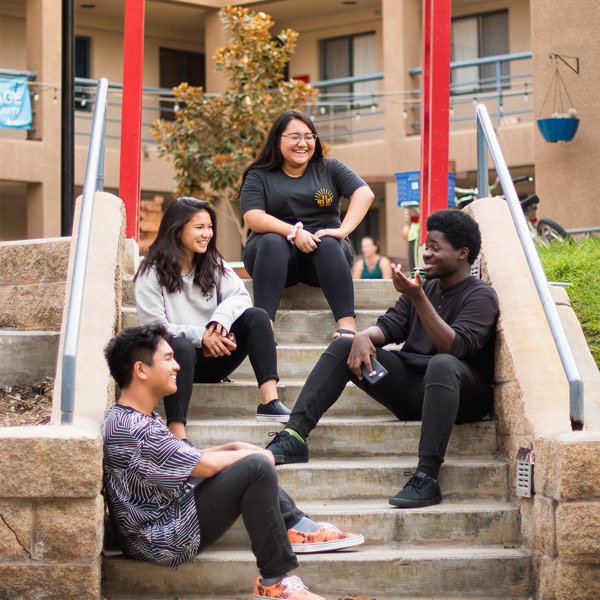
[537,107,579,142]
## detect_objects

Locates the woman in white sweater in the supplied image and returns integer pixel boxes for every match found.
[135,197,290,443]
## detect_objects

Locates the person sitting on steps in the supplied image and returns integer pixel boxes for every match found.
[351,236,393,280]
[135,197,291,434]
[236,109,374,340]
[102,324,364,600]
[265,209,499,509]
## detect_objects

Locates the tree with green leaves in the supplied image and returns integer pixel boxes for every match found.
[152,6,316,238]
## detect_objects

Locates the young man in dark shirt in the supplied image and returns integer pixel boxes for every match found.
[266,209,499,508]
[102,324,363,600]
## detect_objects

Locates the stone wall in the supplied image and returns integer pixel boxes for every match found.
[469,198,600,600]
[0,237,71,386]
[0,192,126,600]
[0,237,70,330]
[0,429,104,599]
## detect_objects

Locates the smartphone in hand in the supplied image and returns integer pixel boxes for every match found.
[360,357,388,384]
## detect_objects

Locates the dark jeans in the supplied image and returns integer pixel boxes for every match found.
[194,454,303,578]
[164,307,278,425]
[287,337,493,477]
[244,232,355,322]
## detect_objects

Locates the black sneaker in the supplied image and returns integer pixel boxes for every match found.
[256,399,291,423]
[266,430,308,465]
[388,471,442,508]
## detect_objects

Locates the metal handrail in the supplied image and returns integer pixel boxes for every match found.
[475,103,584,428]
[0,68,38,79]
[409,51,532,75]
[60,78,108,424]
[311,73,384,89]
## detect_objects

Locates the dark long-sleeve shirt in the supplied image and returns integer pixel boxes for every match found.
[375,276,499,383]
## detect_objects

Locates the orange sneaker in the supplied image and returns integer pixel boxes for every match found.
[253,575,325,600]
[288,522,364,553]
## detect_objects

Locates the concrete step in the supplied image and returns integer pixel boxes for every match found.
[121,306,384,344]
[0,330,59,386]
[264,457,507,502]
[272,309,381,344]
[184,418,498,458]
[181,380,392,418]
[240,344,336,379]
[211,498,520,549]
[103,597,528,600]
[115,332,331,379]
[122,275,401,311]
[103,545,531,599]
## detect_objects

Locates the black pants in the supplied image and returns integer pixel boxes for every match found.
[244,232,355,322]
[164,308,278,425]
[194,454,303,578]
[287,337,493,477]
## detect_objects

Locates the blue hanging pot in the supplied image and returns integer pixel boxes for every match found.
[537,117,580,142]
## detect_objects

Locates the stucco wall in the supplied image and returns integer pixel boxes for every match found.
[531,0,600,230]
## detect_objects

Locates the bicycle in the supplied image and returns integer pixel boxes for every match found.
[400,175,570,269]
[456,175,570,248]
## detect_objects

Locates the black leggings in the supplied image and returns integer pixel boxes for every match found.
[164,307,278,425]
[194,454,303,578]
[287,337,493,478]
[243,232,355,322]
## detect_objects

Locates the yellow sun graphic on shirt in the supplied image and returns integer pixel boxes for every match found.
[315,188,334,207]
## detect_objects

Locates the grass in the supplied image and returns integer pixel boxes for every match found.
[537,237,600,368]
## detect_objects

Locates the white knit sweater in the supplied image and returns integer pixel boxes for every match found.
[134,262,252,347]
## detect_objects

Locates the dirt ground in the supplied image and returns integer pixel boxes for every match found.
[0,378,53,427]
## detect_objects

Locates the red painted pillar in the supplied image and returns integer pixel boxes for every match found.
[420,0,431,238]
[420,0,451,243]
[119,0,145,241]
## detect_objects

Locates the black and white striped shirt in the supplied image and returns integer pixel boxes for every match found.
[102,404,204,566]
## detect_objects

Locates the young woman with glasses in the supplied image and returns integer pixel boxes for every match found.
[236,110,374,339]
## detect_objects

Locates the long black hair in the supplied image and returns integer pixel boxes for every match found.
[234,110,324,200]
[135,197,225,294]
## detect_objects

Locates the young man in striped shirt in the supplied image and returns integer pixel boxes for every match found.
[102,324,363,600]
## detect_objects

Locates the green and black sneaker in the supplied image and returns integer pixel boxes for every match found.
[266,430,309,465]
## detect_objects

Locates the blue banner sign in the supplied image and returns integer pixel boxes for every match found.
[0,77,33,128]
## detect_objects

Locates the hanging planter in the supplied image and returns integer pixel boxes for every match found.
[537,112,579,142]
[537,54,580,143]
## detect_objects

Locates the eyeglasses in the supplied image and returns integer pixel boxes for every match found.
[281,133,318,143]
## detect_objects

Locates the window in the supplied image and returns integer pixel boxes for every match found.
[450,10,509,94]
[75,36,91,111]
[159,47,205,120]
[319,32,377,109]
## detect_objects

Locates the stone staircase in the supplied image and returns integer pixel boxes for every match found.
[104,277,532,599]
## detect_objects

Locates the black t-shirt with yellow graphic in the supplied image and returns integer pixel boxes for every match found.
[240,158,367,243]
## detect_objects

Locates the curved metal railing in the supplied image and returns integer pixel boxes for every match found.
[60,78,108,424]
[476,103,584,428]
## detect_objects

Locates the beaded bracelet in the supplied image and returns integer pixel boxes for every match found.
[286,221,304,244]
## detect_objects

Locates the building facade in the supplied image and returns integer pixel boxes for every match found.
[0,0,596,259]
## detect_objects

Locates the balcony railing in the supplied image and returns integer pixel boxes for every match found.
[409,51,533,128]
[3,51,531,149]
